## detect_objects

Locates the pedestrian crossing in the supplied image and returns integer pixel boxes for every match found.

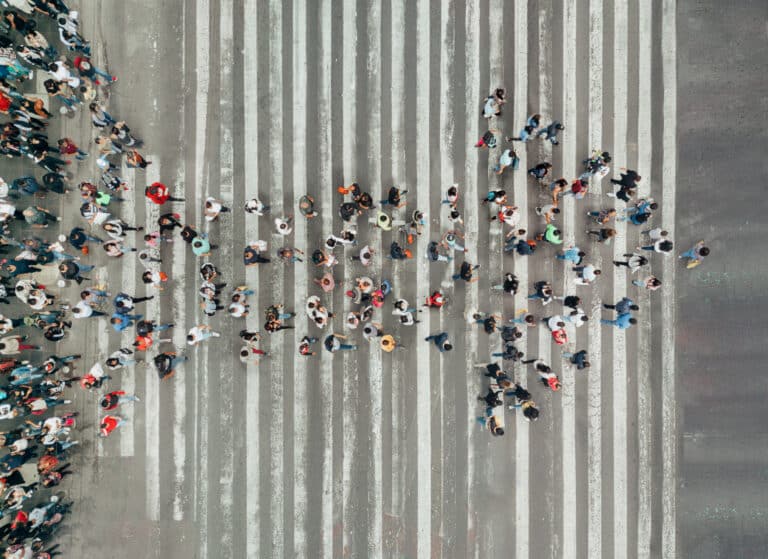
[67,0,680,557]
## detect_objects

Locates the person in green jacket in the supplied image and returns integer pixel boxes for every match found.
[537,223,563,245]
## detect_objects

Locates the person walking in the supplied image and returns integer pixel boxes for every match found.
[99,415,126,437]
[0,335,39,355]
[601,312,637,330]
[425,332,453,352]
[586,227,617,244]
[556,245,585,265]
[100,391,140,411]
[452,261,480,283]
[562,349,590,370]
[613,252,649,273]
[679,240,710,268]
[573,264,601,286]
[203,197,230,222]
[153,352,186,380]
[537,120,565,145]
[145,181,184,205]
[603,297,639,314]
[632,275,663,291]
[186,324,221,346]
[323,333,357,353]
[638,239,674,254]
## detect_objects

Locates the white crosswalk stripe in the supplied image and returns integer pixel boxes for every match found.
[612,1,630,556]
[587,0,605,556]
[661,0,679,556]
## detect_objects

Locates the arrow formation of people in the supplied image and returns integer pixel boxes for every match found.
[0,2,712,557]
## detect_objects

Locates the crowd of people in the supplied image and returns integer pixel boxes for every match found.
[0,1,712,554]
[0,0,132,556]
[469,92,708,435]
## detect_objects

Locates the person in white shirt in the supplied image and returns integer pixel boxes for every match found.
[204,196,230,222]
[350,245,374,267]
[186,324,221,346]
[48,60,80,88]
[274,215,293,236]
[544,315,566,332]
[0,335,39,355]
[573,264,602,286]
[71,299,106,318]
[244,197,269,216]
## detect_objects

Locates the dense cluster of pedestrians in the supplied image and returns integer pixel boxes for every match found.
[469,98,708,435]
[0,1,128,556]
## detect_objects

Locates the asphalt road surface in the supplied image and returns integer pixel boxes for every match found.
[16,0,757,558]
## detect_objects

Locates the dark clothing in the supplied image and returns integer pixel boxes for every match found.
[569,350,589,370]
[563,295,581,309]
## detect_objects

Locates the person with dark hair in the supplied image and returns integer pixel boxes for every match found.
[477,410,505,436]
[452,261,479,283]
[425,332,452,353]
[491,272,519,295]
[492,342,524,362]
[608,167,641,201]
[513,400,540,422]
[537,120,565,145]
[601,313,637,330]
[521,357,561,391]
[380,186,407,208]
[679,240,710,268]
[477,387,503,408]
[603,297,639,314]
[613,252,649,273]
[153,352,186,381]
[474,128,500,149]
[528,161,552,181]
[527,280,554,305]
[145,181,184,205]
[504,382,531,403]
[639,238,674,254]
[563,349,590,370]
[157,212,183,234]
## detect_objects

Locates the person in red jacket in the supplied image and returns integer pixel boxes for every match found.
[100,415,126,437]
[145,182,184,205]
[100,391,140,411]
[73,55,117,85]
[423,290,445,309]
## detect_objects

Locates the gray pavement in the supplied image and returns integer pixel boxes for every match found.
[5,0,754,558]
[677,1,768,558]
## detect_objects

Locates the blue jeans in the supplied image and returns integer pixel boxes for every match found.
[93,67,112,80]
[337,344,356,351]
[78,264,95,272]
[527,293,543,300]
[278,312,293,320]
[556,253,579,264]
[680,249,696,259]
[170,356,187,370]
[155,323,173,332]
[197,331,216,342]
[600,319,617,326]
